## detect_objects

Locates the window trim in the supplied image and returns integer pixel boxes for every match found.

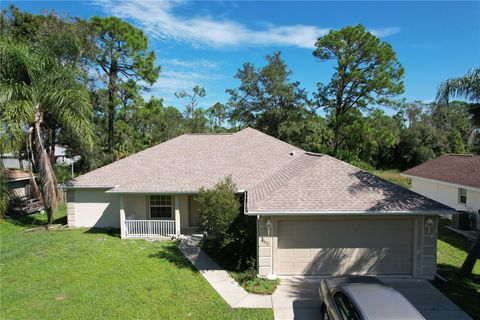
[148,195,174,220]
[458,188,467,205]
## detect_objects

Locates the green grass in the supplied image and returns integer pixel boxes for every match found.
[434,219,480,320]
[370,169,411,188]
[201,240,280,295]
[0,210,272,319]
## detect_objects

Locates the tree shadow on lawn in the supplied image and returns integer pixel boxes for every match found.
[437,219,475,254]
[84,227,121,238]
[434,263,480,319]
[148,244,197,272]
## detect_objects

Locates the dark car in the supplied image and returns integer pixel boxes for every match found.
[319,276,425,320]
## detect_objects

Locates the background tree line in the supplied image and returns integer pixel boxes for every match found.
[1,5,479,220]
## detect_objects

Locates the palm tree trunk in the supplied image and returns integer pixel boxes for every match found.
[33,106,59,226]
[461,232,480,276]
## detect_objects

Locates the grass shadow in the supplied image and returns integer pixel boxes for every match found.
[148,244,196,271]
[438,219,475,253]
[434,263,480,319]
[83,227,121,238]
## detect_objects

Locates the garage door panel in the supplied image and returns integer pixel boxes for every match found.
[276,218,414,276]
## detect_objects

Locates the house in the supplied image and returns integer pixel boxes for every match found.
[402,154,480,229]
[402,155,480,214]
[5,169,33,199]
[65,128,453,278]
[1,145,79,170]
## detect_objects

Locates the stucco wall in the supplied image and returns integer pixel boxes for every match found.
[72,189,120,228]
[124,194,147,220]
[68,190,194,230]
[411,178,480,213]
[257,215,438,279]
[178,194,189,229]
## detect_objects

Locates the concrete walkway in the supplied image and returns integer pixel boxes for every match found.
[178,238,272,308]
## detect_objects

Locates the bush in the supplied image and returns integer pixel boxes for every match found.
[196,175,240,241]
[197,176,257,270]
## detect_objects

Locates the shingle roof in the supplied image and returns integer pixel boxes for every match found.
[70,128,303,192]
[247,153,452,213]
[403,154,480,189]
[70,127,452,213]
[5,169,31,181]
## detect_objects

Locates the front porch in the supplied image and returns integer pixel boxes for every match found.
[119,194,201,239]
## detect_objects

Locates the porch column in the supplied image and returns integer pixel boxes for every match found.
[120,195,126,239]
[174,195,181,235]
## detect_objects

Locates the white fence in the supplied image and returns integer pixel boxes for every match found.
[125,220,176,238]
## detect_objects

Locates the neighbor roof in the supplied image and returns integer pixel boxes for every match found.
[69,127,452,214]
[403,154,480,189]
[5,169,31,181]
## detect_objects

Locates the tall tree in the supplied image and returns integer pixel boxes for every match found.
[313,24,404,156]
[207,102,226,129]
[437,67,480,127]
[90,16,160,151]
[227,52,309,139]
[0,38,93,225]
[175,85,208,133]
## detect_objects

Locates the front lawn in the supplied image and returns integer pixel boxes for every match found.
[434,219,480,320]
[0,211,272,319]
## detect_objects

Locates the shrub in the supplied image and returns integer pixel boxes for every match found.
[196,175,240,242]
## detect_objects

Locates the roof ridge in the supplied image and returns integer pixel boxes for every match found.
[247,153,319,209]
[233,127,305,152]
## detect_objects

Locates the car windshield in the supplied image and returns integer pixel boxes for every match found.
[334,291,362,320]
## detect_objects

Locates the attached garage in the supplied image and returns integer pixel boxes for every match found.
[273,217,414,276]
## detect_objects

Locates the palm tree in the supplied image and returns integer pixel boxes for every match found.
[0,37,93,225]
[437,67,480,127]
[437,67,480,276]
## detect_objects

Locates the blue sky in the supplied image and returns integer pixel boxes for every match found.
[4,1,480,111]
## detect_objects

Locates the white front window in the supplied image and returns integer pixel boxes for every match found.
[458,188,467,204]
[149,195,173,219]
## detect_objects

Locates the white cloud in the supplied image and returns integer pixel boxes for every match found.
[94,0,400,49]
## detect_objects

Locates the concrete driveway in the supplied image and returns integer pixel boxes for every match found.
[272,276,472,320]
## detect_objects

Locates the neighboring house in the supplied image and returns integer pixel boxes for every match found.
[5,169,33,199]
[1,145,79,170]
[402,154,480,218]
[65,128,453,278]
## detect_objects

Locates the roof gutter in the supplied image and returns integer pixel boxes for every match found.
[245,209,455,216]
[61,185,115,190]
[401,174,480,191]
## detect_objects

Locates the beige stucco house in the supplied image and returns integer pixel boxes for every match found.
[66,128,453,278]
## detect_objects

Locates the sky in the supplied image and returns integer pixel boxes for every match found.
[4,1,480,111]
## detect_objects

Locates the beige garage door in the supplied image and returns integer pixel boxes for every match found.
[275,218,414,276]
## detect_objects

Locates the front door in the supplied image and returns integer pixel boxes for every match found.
[188,196,201,227]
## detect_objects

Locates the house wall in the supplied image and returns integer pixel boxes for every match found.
[7,179,29,198]
[67,190,194,231]
[257,215,439,279]
[411,178,480,214]
[70,189,120,228]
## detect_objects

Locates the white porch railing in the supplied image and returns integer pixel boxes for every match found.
[124,220,176,238]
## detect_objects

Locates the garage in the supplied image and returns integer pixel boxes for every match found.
[274,217,414,276]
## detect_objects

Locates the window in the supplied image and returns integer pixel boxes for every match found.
[333,291,361,320]
[458,188,467,204]
[149,195,173,219]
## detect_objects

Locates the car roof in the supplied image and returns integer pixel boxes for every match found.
[342,283,425,320]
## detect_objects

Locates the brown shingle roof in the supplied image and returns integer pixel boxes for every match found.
[247,153,452,213]
[5,169,31,181]
[70,127,452,213]
[403,154,480,189]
